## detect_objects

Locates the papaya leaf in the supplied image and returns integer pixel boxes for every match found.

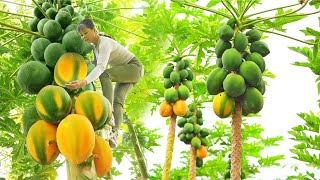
[207,0,221,8]
[292,61,310,67]
[300,27,320,37]
[0,45,9,55]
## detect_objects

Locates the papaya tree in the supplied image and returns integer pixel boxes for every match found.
[0,0,162,179]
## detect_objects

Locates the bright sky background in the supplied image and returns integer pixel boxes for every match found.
[1,0,320,179]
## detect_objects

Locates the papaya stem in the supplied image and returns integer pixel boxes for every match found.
[231,99,242,180]
[241,0,309,29]
[161,114,177,180]
[170,0,231,18]
[88,7,150,13]
[90,5,145,23]
[0,7,33,21]
[284,10,320,17]
[239,0,253,20]
[31,0,51,19]
[245,3,300,18]
[0,10,33,18]
[256,27,317,45]
[10,56,33,78]
[223,0,240,17]
[126,115,148,179]
[0,0,33,7]
[0,22,45,37]
[221,0,241,26]
[86,0,104,5]
[93,16,148,39]
[2,33,24,46]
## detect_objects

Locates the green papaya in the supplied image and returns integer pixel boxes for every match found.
[234,32,248,52]
[164,87,179,103]
[246,29,262,42]
[170,71,180,84]
[216,58,223,68]
[240,87,264,115]
[163,65,174,78]
[256,79,266,95]
[178,85,190,100]
[223,73,246,97]
[245,52,265,72]
[215,40,232,58]
[222,48,242,71]
[218,25,234,41]
[206,67,228,95]
[191,137,201,149]
[239,61,262,87]
[250,41,270,57]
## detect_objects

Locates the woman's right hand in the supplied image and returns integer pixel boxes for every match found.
[64,80,87,90]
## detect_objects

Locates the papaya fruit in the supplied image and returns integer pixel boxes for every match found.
[222,48,242,71]
[196,145,207,159]
[256,79,266,95]
[164,78,174,89]
[216,58,223,68]
[43,20,62,42]
[177,118,187,128]
[245,52,265,72]
[215,40,232,58]
[213,92,235,118]
[239,61,262,87]
[159,101,173,117]
[170,71,180,84]
[234,32,248,52]
[178,85,190,100]
[206,67,228,95]
[183,123,194,133]
[173,100,188,116]
[218,25,234,41]
[191,137,201,149]
[246,29,262,43]
[164,87,179,103]
[163,65,174,78]
[250,41,270,57]
[240,87,264,115]
[223,73,246,97]
[179,69,189,79]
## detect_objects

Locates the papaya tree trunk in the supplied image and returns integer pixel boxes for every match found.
[231,100,242,180]
[188,146,196,180]
[126,117,148,179]
[66,160,97,180]
[162,114,177,180]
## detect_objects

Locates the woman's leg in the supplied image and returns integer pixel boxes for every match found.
[113,82,134,130]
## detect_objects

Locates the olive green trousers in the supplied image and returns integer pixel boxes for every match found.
[98,57,144,131]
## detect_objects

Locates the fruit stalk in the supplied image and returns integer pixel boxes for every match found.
[231,100,242,180]
[188,146,197,180]
[66,160,97,180]
[162,114,177,180]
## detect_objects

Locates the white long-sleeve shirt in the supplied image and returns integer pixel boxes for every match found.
[84,36,134,84]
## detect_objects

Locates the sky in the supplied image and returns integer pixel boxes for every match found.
[1,0,320,179]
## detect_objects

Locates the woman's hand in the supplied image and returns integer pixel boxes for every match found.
[64,80,87,90]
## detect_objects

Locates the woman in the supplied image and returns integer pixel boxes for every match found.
[64,19,144,148]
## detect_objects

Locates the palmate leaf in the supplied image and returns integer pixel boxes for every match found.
[207,0,221,8]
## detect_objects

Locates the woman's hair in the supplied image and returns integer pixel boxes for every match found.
[77,18,114,40]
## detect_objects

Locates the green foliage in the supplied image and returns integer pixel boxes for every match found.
[149,120,284,179]
[289,112,320,168]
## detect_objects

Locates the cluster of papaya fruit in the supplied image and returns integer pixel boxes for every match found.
[177,105,210,167]
[18,0,113,177]
[223,154,246,179]
[17,0,95,95]
[159,57,193,118]
[207,21,268,117]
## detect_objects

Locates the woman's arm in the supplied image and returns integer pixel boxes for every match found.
[64,39,113,89]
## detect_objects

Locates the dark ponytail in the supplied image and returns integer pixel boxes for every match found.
[78,18,115,40]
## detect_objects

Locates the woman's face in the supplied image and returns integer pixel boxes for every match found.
[79,27,96,43]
